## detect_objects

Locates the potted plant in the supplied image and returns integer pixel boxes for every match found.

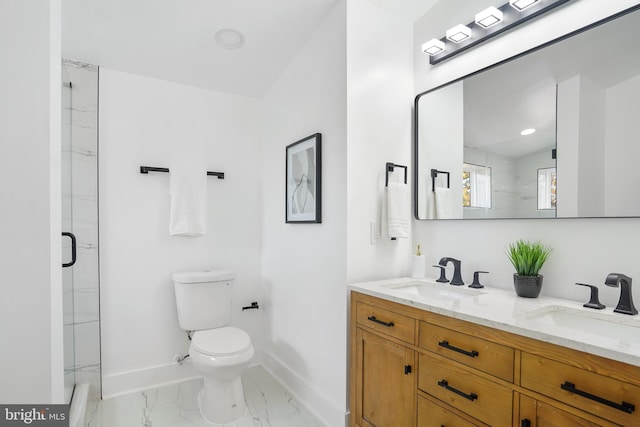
[506,239,552,298]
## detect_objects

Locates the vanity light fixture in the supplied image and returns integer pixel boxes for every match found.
[446,24,472,43]
[510,0,540,11]
[521,128,536,136]
[475,6,504,28]
[422,38,446,56]
[422,0,571,65]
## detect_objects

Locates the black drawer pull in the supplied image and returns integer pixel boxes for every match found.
[521,420,531,427]
[561,381,635,414]
[404,365,412,375]
[438,340,479,358]
[438,379,478,401]
[367,316,394,327]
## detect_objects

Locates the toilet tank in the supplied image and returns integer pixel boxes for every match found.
[173,270,235,331]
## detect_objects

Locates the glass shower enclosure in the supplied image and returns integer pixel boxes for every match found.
[61,58,101,405]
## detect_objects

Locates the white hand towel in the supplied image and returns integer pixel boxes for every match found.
[169,166,207,236]
[434,187,453,219]
[425,191,436,220]
[386,182,410,239]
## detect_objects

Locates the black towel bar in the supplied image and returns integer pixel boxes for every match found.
[431,169,450,192]
[140,166,224,179]
[385,162,408,187]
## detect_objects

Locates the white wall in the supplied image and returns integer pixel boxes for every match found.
[260,2,348,425]
[0,0,64,403]
[347,0,415,282]
[99,69,264,396]
[413,1,640,307]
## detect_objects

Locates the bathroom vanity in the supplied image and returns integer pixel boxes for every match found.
[349,279,640,427]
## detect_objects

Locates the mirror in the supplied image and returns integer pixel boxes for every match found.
[415,6,640,220]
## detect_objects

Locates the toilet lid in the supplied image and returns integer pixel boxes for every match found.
[192,327,252,356]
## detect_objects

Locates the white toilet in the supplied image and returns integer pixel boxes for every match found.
[173,270,254,425]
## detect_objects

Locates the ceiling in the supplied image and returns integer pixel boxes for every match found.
[62,0,441,98]
[62,0,342,97]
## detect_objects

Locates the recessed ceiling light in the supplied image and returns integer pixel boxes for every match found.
[521,128,536,136]
[215,28,246,50]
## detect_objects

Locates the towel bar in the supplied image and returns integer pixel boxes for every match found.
[140,166,224,179]
[385,162,408,187]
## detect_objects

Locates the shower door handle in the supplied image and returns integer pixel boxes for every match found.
[62,232,77,267]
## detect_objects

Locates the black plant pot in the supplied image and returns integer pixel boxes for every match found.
[513,274,543,298]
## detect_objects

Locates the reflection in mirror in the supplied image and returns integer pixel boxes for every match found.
[415,5,640,220]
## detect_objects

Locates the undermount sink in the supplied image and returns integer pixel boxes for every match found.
[383,281,485,300]
[524,305,640,344]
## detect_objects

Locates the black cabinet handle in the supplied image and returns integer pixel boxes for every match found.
[438,340,479,358]
[521,420,531,427]
[404,365,412,375]
[62,232,77,268]
[367,316,394,327]
[561,381,635,414]
[437,379,478,401]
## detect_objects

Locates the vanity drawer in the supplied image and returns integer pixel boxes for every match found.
[356,302,415,344]
[418,352,512,426]
[419,321,514,382]
[417,393,488,427]
[521,352,640,426]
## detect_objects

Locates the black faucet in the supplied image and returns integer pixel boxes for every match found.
[604,273,638,315]
[439,257,464,286]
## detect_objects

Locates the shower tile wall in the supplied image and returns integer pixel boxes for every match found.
[62,59,101,399]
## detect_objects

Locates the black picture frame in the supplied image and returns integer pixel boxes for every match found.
[285,133,322,223]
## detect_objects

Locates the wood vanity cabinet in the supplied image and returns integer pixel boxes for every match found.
[352,302,416,427]
[350,291,640,427]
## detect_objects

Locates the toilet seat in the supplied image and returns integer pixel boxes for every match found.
[192,327,252,356]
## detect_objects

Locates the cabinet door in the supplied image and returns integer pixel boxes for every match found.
[354,328,415,427]
[519,395,605,427]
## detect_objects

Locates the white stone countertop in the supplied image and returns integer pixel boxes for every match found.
[349,277,640,368]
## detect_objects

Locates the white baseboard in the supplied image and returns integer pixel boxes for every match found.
[101,349,265,399]
[102,359,200,399]
[261,349,348,427]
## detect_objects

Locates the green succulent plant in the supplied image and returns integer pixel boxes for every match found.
[506,239,552,277]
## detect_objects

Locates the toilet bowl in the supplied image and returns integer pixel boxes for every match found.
[172,270,254,425]
[190,327,255,424]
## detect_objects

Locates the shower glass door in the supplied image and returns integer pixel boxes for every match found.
[61,59,101,403]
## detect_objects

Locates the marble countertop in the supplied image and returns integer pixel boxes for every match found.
[349,277,640,368]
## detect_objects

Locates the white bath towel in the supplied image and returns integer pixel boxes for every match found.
[169,166,207,236]
[385,182,410,239]
[434,187,453,219]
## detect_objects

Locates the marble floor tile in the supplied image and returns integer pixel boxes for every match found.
[85,366,325,427]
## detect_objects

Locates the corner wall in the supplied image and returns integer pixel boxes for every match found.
[346,0,415,283]
[261,1,348,425]
[413,0,640,306]
[0,0,64,403]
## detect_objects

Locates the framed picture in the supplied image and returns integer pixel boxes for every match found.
[286,133,322,223]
